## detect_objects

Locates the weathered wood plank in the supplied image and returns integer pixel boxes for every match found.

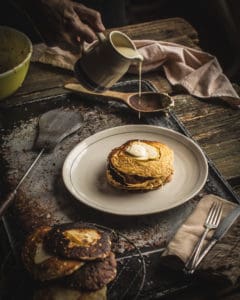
[146,89,240,196]
[111,18,199,46]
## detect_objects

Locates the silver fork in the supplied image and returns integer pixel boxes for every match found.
[184,201,223,273]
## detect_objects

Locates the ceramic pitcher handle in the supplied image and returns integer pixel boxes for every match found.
[82,32,106,55]
[96,32,106,42]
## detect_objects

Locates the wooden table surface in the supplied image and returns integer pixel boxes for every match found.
[2,17,239,198]
[0,18,240,300]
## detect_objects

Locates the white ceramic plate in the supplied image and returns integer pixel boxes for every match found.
[63,125,208,215]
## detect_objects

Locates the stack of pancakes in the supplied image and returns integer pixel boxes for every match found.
[106,139,174,191]
[22,223,116,299]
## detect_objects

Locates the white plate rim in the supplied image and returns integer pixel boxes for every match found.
[62,125,208,215]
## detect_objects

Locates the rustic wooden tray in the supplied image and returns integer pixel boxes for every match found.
[0,80,239,299]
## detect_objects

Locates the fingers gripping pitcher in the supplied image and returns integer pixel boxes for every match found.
[74,31,143,91]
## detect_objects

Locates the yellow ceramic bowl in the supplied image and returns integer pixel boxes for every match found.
[0,26,32,100]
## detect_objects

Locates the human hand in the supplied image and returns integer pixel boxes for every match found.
[30,0,105,52]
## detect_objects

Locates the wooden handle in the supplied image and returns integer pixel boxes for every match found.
[0,190,17,218]
[65,83,130,102]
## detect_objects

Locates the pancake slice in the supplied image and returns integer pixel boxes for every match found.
[44,223,111,261]
[21,226,84,281]
[33,285,107,300]
[65,252,117,291]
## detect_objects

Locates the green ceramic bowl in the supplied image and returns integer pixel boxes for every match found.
[0,26,32,100]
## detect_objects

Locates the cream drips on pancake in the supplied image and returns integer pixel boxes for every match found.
[125,141,159,160]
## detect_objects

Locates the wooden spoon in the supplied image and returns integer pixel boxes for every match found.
[65,83,174,113]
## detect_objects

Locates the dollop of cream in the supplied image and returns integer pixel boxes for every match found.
[34,243,52,264]
[125,141,158,160]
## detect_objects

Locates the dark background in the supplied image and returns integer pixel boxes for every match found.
[0,1,240,299]
[1,0,240,80]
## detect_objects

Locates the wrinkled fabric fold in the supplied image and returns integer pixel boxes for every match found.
[130,40,240,108]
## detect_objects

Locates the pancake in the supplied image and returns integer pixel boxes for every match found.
[106,139,174,191]
[33,285,107,300]
[44,223,111,261]
[65,252,117,291]
[21,226,84,281]
[106,168,170,190]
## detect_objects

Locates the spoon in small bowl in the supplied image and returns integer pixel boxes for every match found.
[65,83,174,113]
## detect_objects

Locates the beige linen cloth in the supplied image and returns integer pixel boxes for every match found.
[162,194,240,286]
[32,40,240,109]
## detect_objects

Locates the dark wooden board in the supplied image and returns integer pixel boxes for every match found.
[1,18,238,198]
[0,80,239,299]
[0,17,239,299]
